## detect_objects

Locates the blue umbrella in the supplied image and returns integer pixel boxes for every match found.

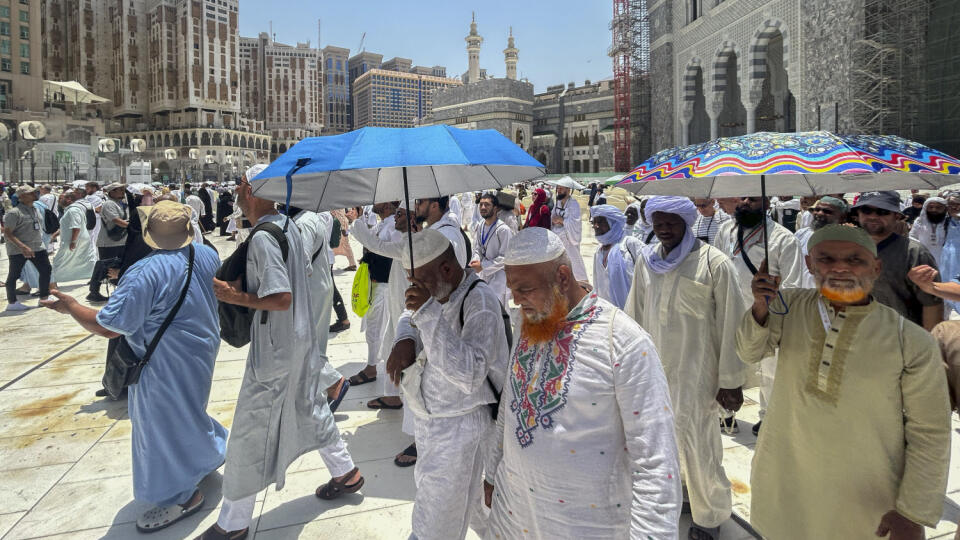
[250,125,544,271]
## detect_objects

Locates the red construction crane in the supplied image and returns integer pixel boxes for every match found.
[610,0,632,172]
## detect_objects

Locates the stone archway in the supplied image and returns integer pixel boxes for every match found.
[750,21,794,133]
[713,43,747,137]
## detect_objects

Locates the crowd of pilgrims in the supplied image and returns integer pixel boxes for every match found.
[3,169,960,540]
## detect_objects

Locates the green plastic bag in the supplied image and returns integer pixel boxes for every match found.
[351,262,371,316]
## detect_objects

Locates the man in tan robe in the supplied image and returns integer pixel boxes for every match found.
[737,224,951,540]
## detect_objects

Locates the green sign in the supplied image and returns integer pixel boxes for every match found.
[54,151,72,164]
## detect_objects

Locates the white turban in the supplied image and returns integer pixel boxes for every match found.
[245,163,268,181]
[402,229,451,270]
[589,204,626,246]
[643,196,698,227]
[504,227,565,266]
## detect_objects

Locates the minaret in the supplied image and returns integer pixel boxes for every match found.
[504,27,518,80]
[465,12,483,83]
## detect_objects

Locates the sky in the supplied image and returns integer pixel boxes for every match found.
[238,0,615,92]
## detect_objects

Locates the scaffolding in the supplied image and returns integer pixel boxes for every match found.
[609,0,650,170]
[851,0,929,138]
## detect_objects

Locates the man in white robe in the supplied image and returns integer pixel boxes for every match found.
[49,190,96,286]
[589,204,643,309]
[712,196,803,435]
[909,196,949,265]
[460,192,477,232]
[550,185,588,281]
[387,230,509,540]
[626,197,746,540]
[485,227,681,539]
[470,192,513,306]
[202,168,364,539]
[448,193,463,227]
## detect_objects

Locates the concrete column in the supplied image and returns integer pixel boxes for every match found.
[745,104,757,134]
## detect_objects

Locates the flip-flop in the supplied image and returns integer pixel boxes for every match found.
[136,490,204,533]
[315,467,364,500]
[367,397,403,410]
[394,443,417,467]
[348,370,377,386]
[327,379,350,413]
[688,524,720,540]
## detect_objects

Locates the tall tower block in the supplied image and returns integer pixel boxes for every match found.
[504,27,518,80]
[465,12,483,83]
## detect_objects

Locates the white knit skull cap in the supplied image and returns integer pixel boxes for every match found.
[244,163,268,181]
[402,229,451,270]
[503,227,565,266]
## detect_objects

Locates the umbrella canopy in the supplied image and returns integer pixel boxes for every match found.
[545,175,585,190]
[250,125,545,212]
[614,131,960,197]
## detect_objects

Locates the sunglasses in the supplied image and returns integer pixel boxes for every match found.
[694,203,712,208]
[857,207,892,216]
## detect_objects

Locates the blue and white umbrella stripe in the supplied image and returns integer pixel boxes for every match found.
[248,125,545,212]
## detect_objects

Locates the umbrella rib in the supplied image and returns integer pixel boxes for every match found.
[431,165,440,198]
[313,170,332,213]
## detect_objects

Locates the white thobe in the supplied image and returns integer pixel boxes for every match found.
[486,291,681,539]
[592,236,643,309]
[293,210,341,390]
[448,196,463,227]
[499,210,518,234]
[460,193,476,232]
[82,195,103,257]
[625,242,747,529]
[222,214,343,501]
[51,203,96,283]
[185,194,205,217]
[39,193,57,216]
[400,273,509,540]
[471,218,513,305]
[433,213,468,267]
[794,226,816,289]
[551,197,588,281]
[712,217,804,418]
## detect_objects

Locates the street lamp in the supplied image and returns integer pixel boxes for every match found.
[126,138,146,183]
[18,121,45,183]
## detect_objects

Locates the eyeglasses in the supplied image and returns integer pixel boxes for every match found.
[694,203,712,208]
[857,207,892,216]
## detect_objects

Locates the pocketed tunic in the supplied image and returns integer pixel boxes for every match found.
[736,288,951,539]
[222,214,340,500]
[96,245,227,506]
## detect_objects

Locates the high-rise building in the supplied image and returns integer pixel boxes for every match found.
[1,0,42,111]
[240,32,322,156]
[352,68,461,128]
[347,50,382,129]
[41,0,112,99]
[321,45,349,133]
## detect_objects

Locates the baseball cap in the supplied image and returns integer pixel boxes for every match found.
[852,191,902,214]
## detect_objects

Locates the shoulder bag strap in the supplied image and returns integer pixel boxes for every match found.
[737,226,760,276]
[141,244,195,366]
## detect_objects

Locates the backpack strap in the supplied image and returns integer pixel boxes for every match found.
[458,277,508,418]
[248,222,290,324]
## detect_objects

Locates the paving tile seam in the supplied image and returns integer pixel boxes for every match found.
[0,422,122,440]
[2,414,118,540]
[0,335,93,393]
[253,500,414,534]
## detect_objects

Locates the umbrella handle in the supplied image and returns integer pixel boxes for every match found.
[282,158,311,231]
[402,166,415,278]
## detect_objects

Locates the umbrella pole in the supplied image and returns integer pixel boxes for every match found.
[402,166,415,277]
[761,174,769,264]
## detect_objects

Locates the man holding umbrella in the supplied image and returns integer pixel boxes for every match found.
[713,196,803,436]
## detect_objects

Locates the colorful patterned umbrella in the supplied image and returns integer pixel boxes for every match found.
[612,131,960,198]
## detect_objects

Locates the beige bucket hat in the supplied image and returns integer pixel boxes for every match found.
[138,200,194,250]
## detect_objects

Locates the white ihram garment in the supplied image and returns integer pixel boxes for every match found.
[712,218,803,418]
[461,193,477,231]
[626,241,747,528]
[448,195,463,227]
[592,236,643,309]
[551,197,588,281]
[485,292,681,539]
[399,273,509,540]
[471,218,513,306]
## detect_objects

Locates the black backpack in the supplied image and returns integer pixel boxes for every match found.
[82,202,96,230]
[216,221,289,347]
[459,278,513,420]
[329,217,342,249]
[42,208,59,235]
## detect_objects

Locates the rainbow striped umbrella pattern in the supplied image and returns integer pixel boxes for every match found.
[617,131,960,186]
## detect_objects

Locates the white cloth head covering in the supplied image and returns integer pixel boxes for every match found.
[245,163,268,181]
[643,196,698,227]
[589,204,626,246]
[504,227,565,265]
[402,229,451,270]
[913,196,950,264]
[641,196,698,275]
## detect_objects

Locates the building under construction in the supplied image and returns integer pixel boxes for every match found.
[609,0,652,169]
[644,0,960,157]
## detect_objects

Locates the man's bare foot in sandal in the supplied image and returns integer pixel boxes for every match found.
[348,365,377,385]
[137,488,204,533]
[367,396,402,409]
[315,466,364,499]
[195,523,249,540]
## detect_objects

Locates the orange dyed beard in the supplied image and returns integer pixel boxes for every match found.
[819,283,869,304]
[520,288,570,344]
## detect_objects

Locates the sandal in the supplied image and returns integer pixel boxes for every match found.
[367,397,403,410]
[136,489,204,533]
[688,524,720,540]
[315,467,364,500]
[394,443,417,468]
[327,379,350,413]
[195,525,249,540]
[348,370,377,386]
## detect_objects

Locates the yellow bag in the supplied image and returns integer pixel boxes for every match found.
[351,262,372,316]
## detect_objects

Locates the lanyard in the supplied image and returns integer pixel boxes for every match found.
[480,221,498,246]
[816,299,832,333]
